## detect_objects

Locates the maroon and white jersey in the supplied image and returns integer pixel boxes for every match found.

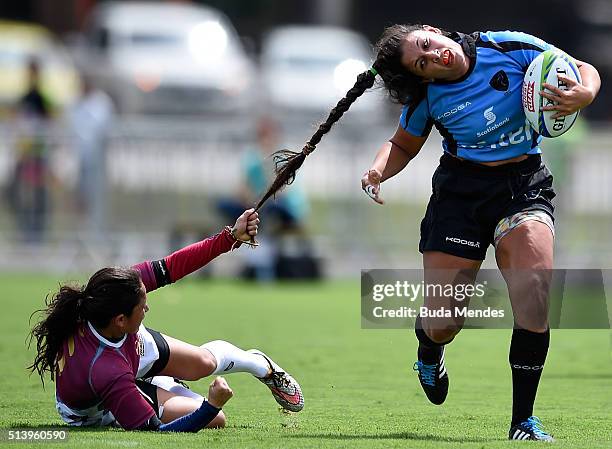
[55,322,154,429]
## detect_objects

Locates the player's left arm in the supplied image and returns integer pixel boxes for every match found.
[541,59,601,119]
[133,209,259,292]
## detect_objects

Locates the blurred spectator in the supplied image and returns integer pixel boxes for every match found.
[4,58,52,243]
[67,74,114,240]
[217,117,318,281]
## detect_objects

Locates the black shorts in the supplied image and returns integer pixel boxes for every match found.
[142,327,170,378]
[135,379,161,417]
[419,153,556,261]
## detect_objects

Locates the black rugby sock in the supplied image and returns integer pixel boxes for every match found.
[415,316,452,364]
[509,328,550,426]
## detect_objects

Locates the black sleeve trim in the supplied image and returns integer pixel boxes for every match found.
[530,130,540,149]
[402,103,417,130]
[402,85,430,134]
[476,39,545,54]
[151,259,172,288]
[422,119,434,137]
[433,120,458,155]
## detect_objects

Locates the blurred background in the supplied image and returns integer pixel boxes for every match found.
[0,0,610,279]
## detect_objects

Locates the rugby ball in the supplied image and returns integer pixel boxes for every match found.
[522,49,582,137]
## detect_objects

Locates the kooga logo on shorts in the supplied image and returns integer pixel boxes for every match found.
[446,237,481,248]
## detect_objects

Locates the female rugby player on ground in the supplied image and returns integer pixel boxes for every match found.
[254,24,599,441]
[29,209,304,432]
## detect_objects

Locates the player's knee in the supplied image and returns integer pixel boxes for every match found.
[195,349,217,378]
[207,410,226,428]
[427,327,459,344]
[179,348,217,380]
[526,274,551,310]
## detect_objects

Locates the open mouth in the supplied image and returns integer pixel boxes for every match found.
[442,49,453,66]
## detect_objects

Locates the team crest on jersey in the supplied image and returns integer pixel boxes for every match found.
[490,70,509,91]
[136,337,145,357]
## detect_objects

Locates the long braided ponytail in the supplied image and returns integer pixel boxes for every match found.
[253,24,457,213]
[254,65,379,210]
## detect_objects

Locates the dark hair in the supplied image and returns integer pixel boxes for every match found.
[254,23,451,208]
[28,267,143,384]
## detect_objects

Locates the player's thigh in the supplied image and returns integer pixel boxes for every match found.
[495,219,554,331]
[423,251,483,308]
[495,218,553,270]
[158,334,217,380]
[422,251,482,336]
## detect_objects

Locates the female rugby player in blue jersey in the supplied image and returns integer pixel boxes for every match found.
[360,26,600,441]
[29,208,303,432]
[255,24,600,442]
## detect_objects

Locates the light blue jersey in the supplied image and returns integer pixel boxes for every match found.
[400,31,556,162]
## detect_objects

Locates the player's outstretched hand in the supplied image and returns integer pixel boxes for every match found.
[232,208,259,241]
[207,376,233,408]
[361,169,384,205]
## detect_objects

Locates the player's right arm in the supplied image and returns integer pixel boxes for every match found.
[361,125,428,205]
[96,372,159,430]
[132,209,259,293]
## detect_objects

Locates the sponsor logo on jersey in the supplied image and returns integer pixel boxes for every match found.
[476,116,511,138]
[522,81,535,113]
[436,101,471,120]
[445,237,480,248]
[484,106,496,126]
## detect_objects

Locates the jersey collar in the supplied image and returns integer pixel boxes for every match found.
[87,321,127,348]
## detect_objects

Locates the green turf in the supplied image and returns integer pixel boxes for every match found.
[1,274,611,448]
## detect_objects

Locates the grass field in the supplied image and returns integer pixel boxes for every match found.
[1,274,611,448]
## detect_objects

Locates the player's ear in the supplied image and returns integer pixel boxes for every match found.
[112,314,128,330]
[423,25,441,34]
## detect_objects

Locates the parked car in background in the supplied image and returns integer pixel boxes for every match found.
[0,20,80,115]
[76,2,256,115]
[260,25,387,122]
